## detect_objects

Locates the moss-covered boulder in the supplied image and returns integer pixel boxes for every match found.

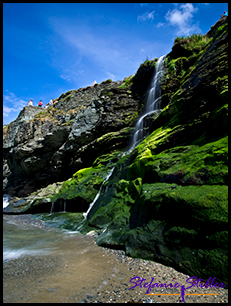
[94,182,227,284]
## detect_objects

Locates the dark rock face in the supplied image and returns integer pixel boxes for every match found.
[3,81,140,196]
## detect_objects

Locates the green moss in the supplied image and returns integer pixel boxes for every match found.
[92,150,121,167]
[92,179,227,284]
[34,111,47,119]
[52,166,105,204]
[61,119,73,126]
[134,125,181,158]
[35,212,84,230]
[128,136,228,186]
[65,94,72,100]
[125,111,139,126]
[118,75,135,89]
[73,167,95,181]
[101,79,112,84]
[216,23,228,38]
[174,34,212,51]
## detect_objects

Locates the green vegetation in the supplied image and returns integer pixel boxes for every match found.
[215,23,228,38]
[101,79,112,84]
[32,107,67,124]
[174,33,211,45]
[50,148,123,205]
[141,58,157,67]
[125,111,139,126]
[118,75,135,89]
[128,136,228,186]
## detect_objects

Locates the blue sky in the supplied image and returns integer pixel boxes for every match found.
[3,3,228,125]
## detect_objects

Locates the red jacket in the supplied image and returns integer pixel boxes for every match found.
[38,101,43,106]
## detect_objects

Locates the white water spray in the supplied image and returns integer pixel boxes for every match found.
[3,194,11,209]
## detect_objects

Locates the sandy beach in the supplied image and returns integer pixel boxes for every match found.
[3,215,228,303]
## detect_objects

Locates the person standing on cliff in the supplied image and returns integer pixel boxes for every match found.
[221,11,228,18]
[49,99,54,107]
[38,100,43,107]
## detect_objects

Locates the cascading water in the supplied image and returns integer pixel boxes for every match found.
[129,55,166,151]
[50,202,55,214]
[80,55,166,223]
[82,166,115,220]
[3,194,11,209]
[64,199,66,212]
[49,199,66,214]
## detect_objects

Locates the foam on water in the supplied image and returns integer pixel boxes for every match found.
[3,246,53,263]
[3,216,59,263]
[3,194,10,209]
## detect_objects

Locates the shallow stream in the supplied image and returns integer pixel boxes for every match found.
[3,213,121,303]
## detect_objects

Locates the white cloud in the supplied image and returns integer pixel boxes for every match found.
[156,22,165,28]
[165,3,200,36]
[138,11,155,22]
[3,91,27,120]
[45,15,171,88]
[48,17,159,84]
[60,74,72,82]
[3,105,11,117]
[49,20,124,74]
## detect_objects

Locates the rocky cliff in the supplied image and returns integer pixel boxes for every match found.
[3,17,228,285]
[3,79,142,196]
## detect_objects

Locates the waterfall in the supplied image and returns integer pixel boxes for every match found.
[50,202,55,214]
[75,56,166,223]
[3,194,11,209]
[82,166,115,220]
[129,55,166,151]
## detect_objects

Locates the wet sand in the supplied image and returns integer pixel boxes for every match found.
[3,215,228,303]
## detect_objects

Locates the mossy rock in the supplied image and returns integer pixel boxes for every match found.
[34,212,84,231]
[127,136,228,186]
[94,182,227,285]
